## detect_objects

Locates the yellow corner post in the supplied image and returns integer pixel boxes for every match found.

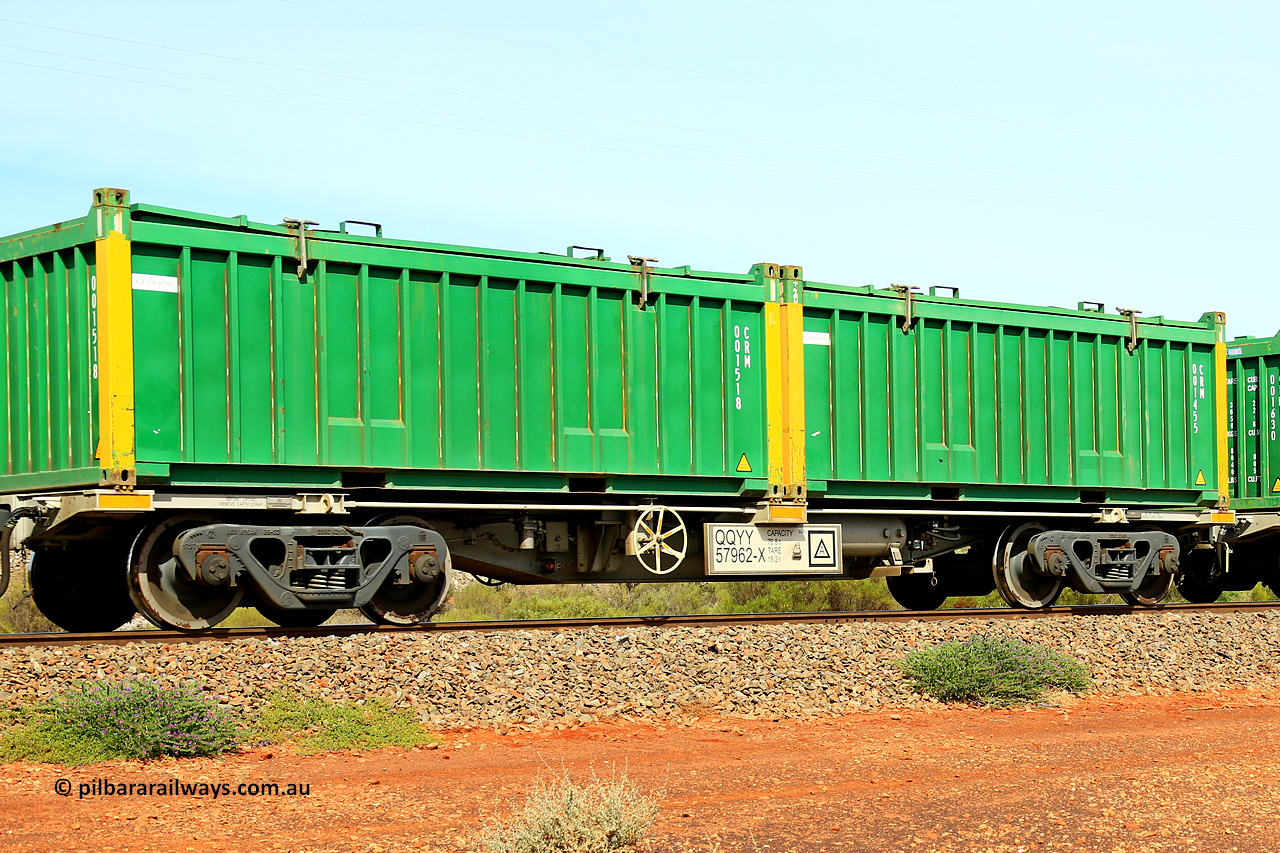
[92,188,136,488]
[778,265,806,496]
[761,263,807,520]
[764,298,785,491]
[1213,312,1230,508]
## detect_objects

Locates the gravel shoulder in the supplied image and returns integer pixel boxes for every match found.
[2,610,1279,727]
[2,689,1279,852]
[3,611,1279,851]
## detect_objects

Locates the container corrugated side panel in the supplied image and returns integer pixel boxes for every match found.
[1226,335,1280,508]
[129,213,770,493]
[802,286,1221,505]
[0,223,100,491]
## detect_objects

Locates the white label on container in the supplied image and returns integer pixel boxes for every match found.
[802,330,831,346]
[704,524,842,575]
[131,273,179,293]
[732,324,753,411]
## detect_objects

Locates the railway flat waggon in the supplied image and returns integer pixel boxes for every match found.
[0,189,1240,630]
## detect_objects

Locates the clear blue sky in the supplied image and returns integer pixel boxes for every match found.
[2,1,1277,337]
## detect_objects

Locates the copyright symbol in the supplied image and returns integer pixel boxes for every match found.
[54,779,71,797]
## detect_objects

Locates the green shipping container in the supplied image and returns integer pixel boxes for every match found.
[1225,333,1280,509]
[1,189,775,498]
[800,283,1226,507]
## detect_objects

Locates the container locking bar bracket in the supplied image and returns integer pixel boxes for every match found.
[628,255,659,309]
[1118,308,1141,353]
[891,284,919,334]
[283,218,319,278]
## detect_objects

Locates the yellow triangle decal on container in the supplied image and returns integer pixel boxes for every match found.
[1272,477,1280,493]
[1194,470,1207,486]
[736,454,752,473]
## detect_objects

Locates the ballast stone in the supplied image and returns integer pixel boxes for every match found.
[0,611,1278,728]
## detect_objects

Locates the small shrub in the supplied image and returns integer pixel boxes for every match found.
[0,679,238,763]
[898,635,1092,707]
[257,692,439,753]
[476,771,659,853]
[717,579,896,613]
[444,578,905,622]
[0,553,59,634]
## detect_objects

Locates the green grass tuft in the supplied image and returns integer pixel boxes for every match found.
[898,635,1092,708]
[256,692,440,754]
[475,770,660,853]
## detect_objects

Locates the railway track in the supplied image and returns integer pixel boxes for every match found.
[0,600,1275,649]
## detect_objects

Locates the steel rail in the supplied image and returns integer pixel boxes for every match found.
[0,601,1275,649]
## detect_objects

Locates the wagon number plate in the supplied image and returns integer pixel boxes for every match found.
[704,524,843,575]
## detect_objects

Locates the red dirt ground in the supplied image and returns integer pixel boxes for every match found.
[3,689,1279,852]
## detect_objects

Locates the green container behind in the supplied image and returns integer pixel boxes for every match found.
[1226,333,1280,509]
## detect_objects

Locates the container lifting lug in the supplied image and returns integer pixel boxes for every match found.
[891,284,919,334]
[339,220,382,237]
[283,218,319,278]
[1118,307,1141,353]
[628,255,659,310]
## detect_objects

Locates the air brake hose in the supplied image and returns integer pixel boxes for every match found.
[0,508,43,600]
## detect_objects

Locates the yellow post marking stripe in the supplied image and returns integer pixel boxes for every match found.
[780,302,806,490]
[1213,314,1230,507]
[94,229,136,481]
[764,302,784,488]
[97,493,151,510]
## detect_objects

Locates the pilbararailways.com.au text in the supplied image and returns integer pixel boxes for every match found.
[55,778,311,799]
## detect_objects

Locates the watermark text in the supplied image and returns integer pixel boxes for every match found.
[55,777,311,800]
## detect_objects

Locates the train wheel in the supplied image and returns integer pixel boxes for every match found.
[127,515,244,630]
[1174,548,1224,603]
[358,515,451,625]
[255,606,337,628]
[993,522,1062,609]
[29,544,136,633]
[886,573,948,610]
[1121,572,1174,607]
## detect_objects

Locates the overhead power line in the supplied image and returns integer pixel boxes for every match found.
[282,0,1280,167]
[5,56,1278,237]
[6,43,1274,230]
[3,17,1277,217]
